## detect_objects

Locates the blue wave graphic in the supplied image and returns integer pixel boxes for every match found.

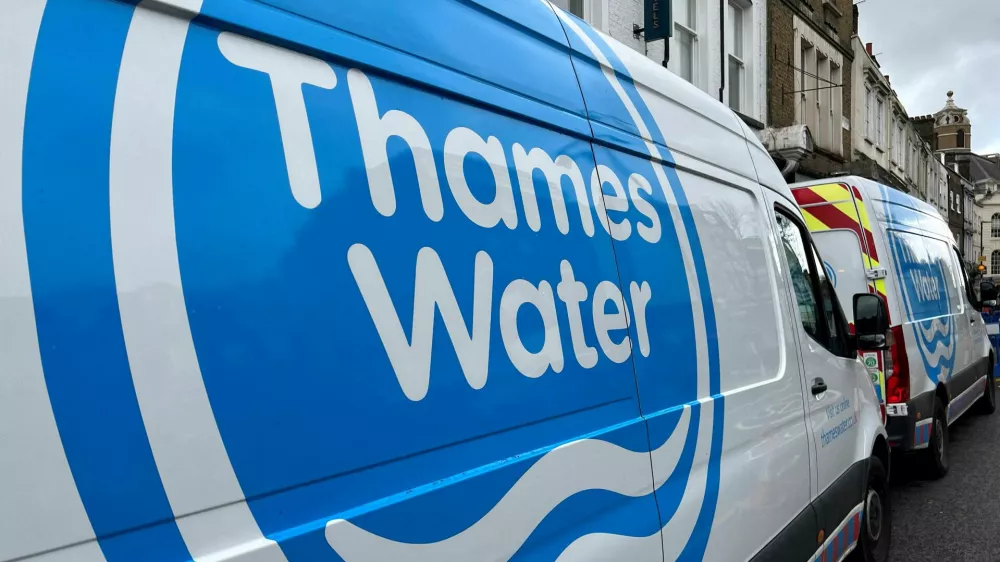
[325,406,694,560]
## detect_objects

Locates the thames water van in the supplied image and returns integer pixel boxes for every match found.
[792,177,994,478]
[4,1,890,561]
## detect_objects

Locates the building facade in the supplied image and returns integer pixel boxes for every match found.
[760,0,854,181]
[942,159,967,249]
[552,0,768,128]
[844,35,957,222]
[849,37,904,191]
[558,1,984,266]
[979,192,1000,274]
[962,171,977,264]
[910,92,1000,267]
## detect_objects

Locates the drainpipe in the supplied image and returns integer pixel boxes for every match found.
[718,0,725,103]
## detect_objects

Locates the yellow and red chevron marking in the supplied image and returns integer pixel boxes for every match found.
[793,183,890,403]
[792,183,887,302]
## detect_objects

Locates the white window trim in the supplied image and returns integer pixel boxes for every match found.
[864,86,873,144]
[875,96,885,150]
[557,0,610,33]
[793,16,843,155]
[669,0,704,89]
[581,0,610,33]
[725,0,753,115]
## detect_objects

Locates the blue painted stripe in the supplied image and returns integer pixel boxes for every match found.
[578,27,726,558]
[22,1,190,560]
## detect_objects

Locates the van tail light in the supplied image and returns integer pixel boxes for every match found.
[885,325,910,404]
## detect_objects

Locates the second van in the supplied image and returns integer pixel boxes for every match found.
[792,176,995,478]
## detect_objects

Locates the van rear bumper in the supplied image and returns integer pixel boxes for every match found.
[885,389,936,451]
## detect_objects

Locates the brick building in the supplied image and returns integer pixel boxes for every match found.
[758,0,854,181]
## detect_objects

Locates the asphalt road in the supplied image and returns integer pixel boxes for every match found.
[889,391,1000,562]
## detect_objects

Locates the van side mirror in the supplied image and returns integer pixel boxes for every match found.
[853,293,889,351]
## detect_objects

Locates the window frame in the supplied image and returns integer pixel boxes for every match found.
[865,86,873,141]
[774,206,853,358]
[552,0,610,33]
[672,0,699,85]
[875,96,885,148]
[726,0,749,113]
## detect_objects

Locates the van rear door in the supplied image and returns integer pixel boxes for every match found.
[792,182,887,401]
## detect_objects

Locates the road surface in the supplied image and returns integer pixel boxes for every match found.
[890,394,1000,562]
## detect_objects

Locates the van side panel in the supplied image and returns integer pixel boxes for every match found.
[562,16,815,561]
[13,0,681,560]
[556,16,721,560]
[1,1,112,561]
[869,179,986,448]
[15,1,196,560]
[184,2,663,561]
[875,185,962,401]
[883,230,961,393]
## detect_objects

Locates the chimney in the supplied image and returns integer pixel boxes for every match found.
[853,4,859,34]
[866,42,873,55]
[884,75,890,84]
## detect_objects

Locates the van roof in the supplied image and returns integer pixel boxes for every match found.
[588,25,794,203]
[790,175,953,240]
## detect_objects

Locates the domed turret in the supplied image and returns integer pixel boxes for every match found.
[934,91,971,152]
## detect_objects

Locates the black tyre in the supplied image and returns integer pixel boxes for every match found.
[922,397,949,479]
[976,363,996,415]
[848,456,891,562]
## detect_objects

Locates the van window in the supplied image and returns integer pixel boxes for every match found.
[776,210,850,357]
[776,212,821,339]
[812,245,849,357]
[951,246,976,306]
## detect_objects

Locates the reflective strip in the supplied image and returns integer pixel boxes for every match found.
[808,182,852,203]
[810,503,863,562]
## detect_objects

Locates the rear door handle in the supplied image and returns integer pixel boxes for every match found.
[811,378,828,395]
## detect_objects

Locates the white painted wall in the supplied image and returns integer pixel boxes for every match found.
[852,36,949,208]
[979,197,1000,273]
[572,0,767,124]
[852,37,889,170]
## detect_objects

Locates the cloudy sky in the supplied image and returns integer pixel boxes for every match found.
[857,0,1000,154]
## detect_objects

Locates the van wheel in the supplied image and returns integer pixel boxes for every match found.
[922,397,949,479]
[976,364,996,415]
[848,457,891,562]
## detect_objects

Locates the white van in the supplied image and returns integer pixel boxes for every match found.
[3,1,889,561]
[792,176,994,478]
